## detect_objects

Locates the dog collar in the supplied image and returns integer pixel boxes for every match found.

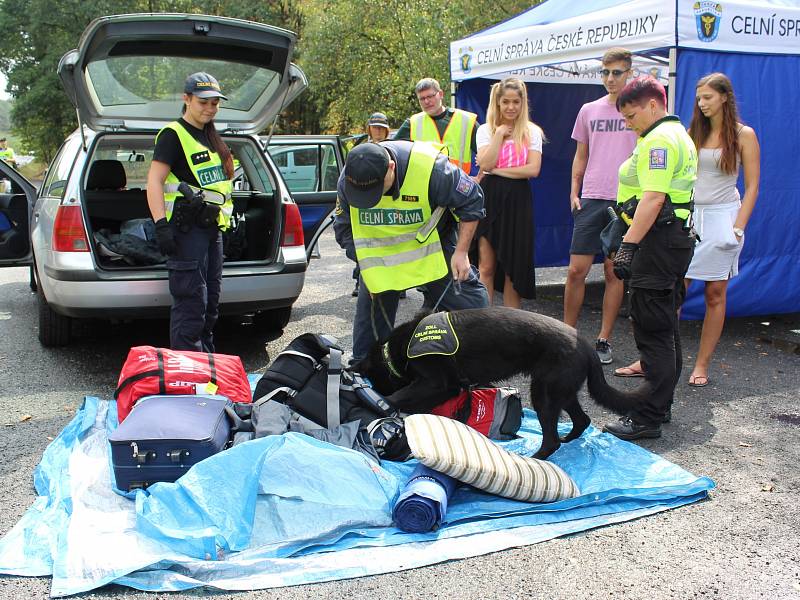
[382,342,405,380]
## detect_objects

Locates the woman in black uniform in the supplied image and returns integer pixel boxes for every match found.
[146,72,234,352]
[602,77,698,440]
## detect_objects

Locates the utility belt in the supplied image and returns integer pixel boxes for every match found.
[602,194,695,258]
[616,194,694,231]
[172,183,222,232]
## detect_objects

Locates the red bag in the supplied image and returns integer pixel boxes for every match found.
[114,346,252,423]
[430,387,522,440]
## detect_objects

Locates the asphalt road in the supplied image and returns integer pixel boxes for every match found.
[1,230,799,599]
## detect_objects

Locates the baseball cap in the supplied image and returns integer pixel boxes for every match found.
[367,112,390,129]
[184,72,228,100]
[342,143,390,209]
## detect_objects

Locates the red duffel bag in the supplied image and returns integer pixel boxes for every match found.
[430,387,522,440]
[114,346,252,423]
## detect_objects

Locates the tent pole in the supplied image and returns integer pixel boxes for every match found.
[451,81,457,109]
[668,47,677,114]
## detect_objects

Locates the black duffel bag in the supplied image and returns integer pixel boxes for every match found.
[252,333,395,429]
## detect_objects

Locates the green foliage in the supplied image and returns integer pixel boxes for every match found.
[297,0,537,134]
[0,0,537,156]
[0,99,10,131]
[0,0,304,161]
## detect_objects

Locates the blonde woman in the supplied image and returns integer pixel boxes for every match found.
[476,78,543,307]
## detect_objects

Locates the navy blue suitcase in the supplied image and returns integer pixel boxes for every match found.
[108,394,231,491]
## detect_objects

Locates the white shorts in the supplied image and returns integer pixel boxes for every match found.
[685,200,743,281]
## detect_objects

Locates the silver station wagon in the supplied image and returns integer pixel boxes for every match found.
[0,13,335,346]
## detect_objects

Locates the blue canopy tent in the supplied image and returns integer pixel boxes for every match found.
[451,0,800,319]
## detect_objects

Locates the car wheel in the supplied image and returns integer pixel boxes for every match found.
[253,306,292,331]
[37,285,71,347]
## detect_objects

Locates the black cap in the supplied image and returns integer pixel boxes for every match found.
[367,112,390,129]
[342,143,390,208]
[184,72,228,100]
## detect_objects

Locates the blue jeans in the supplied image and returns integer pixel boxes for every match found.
[351,265,488,360]
[167,223,223,353]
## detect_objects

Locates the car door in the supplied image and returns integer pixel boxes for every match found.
[0,160,37,267]
[265,139,342,259]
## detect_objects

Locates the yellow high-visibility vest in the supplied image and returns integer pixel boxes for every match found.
[617,117,697,222]
[157,121,233,230]
[350,143,448,294]
[410,108,477,173]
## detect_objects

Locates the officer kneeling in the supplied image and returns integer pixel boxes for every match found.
[334,141,489,362]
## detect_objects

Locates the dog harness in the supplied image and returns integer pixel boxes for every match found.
[406,312,459,358]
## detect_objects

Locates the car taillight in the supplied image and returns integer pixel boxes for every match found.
[281,203,305,247]
[53,204,89,252]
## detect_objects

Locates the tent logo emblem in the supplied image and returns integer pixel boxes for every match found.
[459,47,473,74]
[694,1,722,42]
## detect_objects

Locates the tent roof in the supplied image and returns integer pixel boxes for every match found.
[472,0,629,37]
[451,0,800,82]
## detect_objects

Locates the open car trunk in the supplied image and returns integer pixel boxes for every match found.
[84,132,282,269]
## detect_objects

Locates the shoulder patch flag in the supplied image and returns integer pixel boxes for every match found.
[455,172,475,196]
[649,147,667,170]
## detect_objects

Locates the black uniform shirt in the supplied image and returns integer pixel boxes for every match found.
[152,118,211,187]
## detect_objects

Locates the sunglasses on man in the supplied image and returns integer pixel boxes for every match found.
[601,68,630,78]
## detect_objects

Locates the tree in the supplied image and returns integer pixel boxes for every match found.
[0,0,307,161]
[297,0,537,134]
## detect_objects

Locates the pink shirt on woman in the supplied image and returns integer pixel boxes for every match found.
[476,123,543,169]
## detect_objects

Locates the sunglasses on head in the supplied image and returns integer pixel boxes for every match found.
[601,68,629,78]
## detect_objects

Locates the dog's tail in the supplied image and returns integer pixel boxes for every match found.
[585,344,651,414]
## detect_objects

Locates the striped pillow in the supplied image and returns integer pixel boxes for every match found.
[404,414,580,503]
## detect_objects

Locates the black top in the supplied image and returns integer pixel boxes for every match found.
[152,118,212,187]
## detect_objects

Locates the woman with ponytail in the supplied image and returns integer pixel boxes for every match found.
[475,77,543,307]
[147,72,234,352]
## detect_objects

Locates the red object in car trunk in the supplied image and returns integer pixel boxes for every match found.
[53,204,90,252]
[281,202,304,247]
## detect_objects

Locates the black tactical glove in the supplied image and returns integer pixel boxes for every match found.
[154,218,177,256]
[613,241,639,280]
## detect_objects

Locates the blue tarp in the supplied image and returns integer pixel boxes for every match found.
[0,393,713,597]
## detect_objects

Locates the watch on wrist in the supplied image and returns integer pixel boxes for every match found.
[733,227,745,237]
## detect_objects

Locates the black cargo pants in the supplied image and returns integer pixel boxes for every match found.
[167,222,223,353]
[628,220,695,426]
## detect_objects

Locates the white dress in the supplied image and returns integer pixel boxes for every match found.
[685,147,743,281]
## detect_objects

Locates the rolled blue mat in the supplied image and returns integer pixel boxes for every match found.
[393,463,459,533]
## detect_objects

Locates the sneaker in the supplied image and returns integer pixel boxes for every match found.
[595,338,613,364]
[602,416,662,440]
[351,280,360,297]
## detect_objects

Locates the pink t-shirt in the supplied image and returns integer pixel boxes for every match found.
[476,123,543,168]
[571,96,637,201]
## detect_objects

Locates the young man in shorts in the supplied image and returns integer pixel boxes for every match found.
[564,47,638,364]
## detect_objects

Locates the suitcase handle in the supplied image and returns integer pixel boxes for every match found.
[167,449,190,463]
[131,442,155,465]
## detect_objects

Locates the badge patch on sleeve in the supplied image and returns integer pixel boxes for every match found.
[649,148,667,170]
[456,172,475,196]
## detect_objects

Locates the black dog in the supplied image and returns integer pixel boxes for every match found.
[353,307,649,459]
